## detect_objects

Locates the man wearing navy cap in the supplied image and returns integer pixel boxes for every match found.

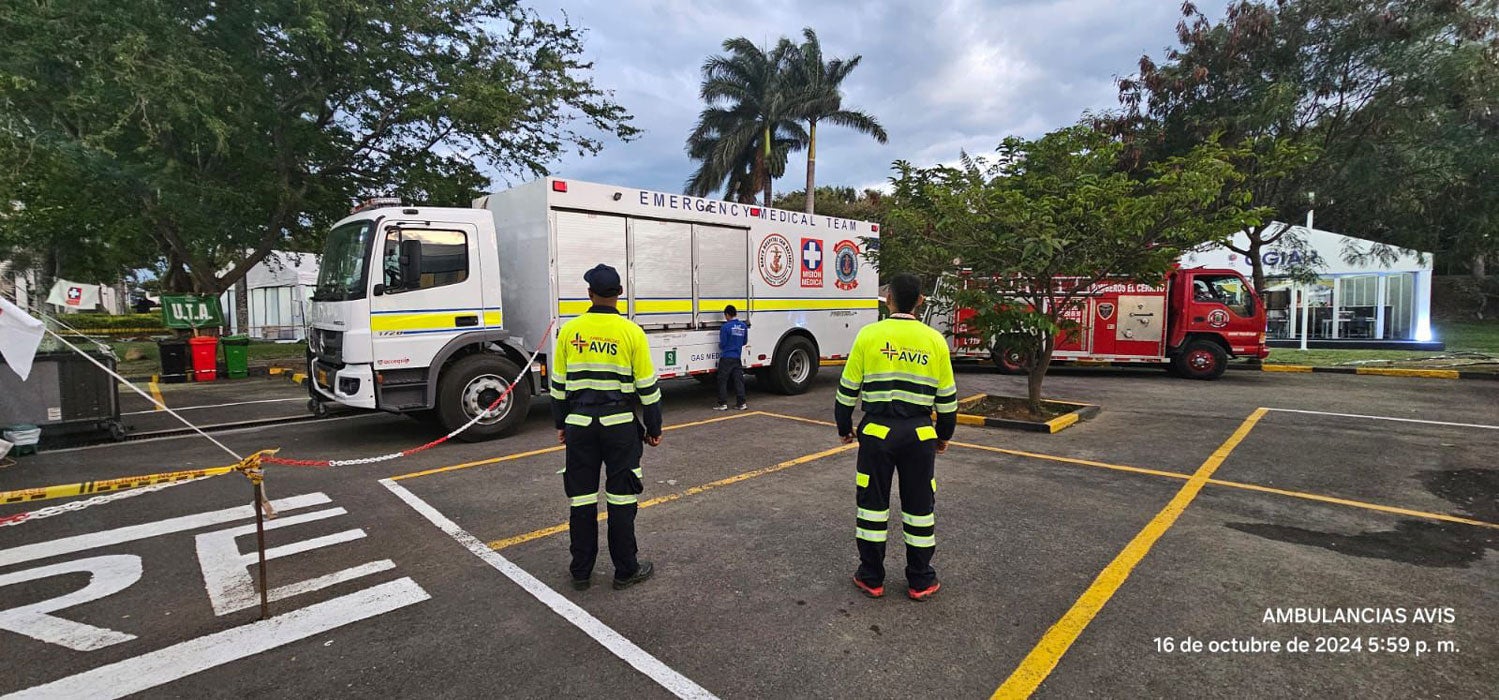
[550,264,662,590]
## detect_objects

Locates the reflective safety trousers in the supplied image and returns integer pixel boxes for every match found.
[853,415,938,589]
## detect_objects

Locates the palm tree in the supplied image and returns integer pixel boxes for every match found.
[789,28,888,214]
[685,37,809,207]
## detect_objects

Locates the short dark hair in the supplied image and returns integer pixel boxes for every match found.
[723,304,737,317]
[889,273,922,313]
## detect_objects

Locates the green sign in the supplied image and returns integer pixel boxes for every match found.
[161,295,225,329]
[664,349,677,366]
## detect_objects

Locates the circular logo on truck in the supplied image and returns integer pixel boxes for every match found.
[834,240,860,290]
[1207,309,1230,328]
[758,234,794,287]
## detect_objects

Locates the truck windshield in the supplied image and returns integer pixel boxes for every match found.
[1192,274,1254,317]
[313,221,375,301]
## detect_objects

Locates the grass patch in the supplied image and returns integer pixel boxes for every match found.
[1264,319,1499,371]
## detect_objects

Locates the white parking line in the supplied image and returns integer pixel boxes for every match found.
[1266,407,1499,430]
[122,398,303,416]
[0,493,332,568]
[4,577,430,700]
[379,478,718,700]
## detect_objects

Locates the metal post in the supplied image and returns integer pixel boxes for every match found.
[253,481,269,620]
[1300,208,1314,351]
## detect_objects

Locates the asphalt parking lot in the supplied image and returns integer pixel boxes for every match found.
[2,365,1495,698]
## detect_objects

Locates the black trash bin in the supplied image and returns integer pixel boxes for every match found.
[157,338,189,383]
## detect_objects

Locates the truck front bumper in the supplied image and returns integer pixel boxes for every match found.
[309,359,377,410]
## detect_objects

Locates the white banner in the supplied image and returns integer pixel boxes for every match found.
[0,296,45,380]
[46,279,101,309]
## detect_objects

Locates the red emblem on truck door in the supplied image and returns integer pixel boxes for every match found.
[1097,302,1115,321]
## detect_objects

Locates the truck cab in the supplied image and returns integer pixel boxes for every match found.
[308,203,538,439]
[1164,267,1270,378]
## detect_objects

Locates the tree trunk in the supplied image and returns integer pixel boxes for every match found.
[762,123,773,209]
[1474,253,1487,278]
[1248,236,1266,294]
[805,119,817,215]
[1025,340,1055,417]
[235,277,250,336]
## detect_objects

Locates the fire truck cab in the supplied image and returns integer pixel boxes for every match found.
[941,267,1269,380]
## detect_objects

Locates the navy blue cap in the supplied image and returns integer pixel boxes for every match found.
[584,264,622,296]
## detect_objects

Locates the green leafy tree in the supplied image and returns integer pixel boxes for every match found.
[1109,0,1496,286]
[787,28,887,215]
[0,0,638,294]
[685,37,807,206]
[889,125,1265,414]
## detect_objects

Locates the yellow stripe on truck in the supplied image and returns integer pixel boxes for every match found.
[370,310,503,332]
[634,299,694,314]
[751,298,880,312]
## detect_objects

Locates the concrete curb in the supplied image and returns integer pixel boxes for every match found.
[1239,363,1499,381]
[954,395,1101,434]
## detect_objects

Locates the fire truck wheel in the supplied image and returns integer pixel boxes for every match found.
[766,336,818,395]
[991,345,1028,375]
[437,354,530,441]
[1172,340,1228,380]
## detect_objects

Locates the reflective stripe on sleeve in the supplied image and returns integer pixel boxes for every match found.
[836,392,859,407]
[638,390,662,406]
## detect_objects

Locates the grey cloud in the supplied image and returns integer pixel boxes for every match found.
[520,0,1204,196]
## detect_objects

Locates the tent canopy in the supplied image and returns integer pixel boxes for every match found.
[244,251,320,290]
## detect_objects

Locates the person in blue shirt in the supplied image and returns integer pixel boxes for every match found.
[714,305,749,410]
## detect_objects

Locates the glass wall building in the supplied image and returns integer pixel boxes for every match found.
[1181,226,1433,343]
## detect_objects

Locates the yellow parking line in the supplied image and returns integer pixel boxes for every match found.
[953,441,1189,480]
[1202,479,1499,530]
[149,377,166,410]
[387,411,767,481]
[488,443,856,550]
[759,411,1495,529]
[992,408,1268,698]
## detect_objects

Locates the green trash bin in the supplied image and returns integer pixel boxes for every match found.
[222,335,251,378]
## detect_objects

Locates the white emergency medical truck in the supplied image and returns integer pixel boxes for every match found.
[305,177,880,440]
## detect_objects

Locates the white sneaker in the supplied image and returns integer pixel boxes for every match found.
[713,403,729,411]
[735,403,748,411]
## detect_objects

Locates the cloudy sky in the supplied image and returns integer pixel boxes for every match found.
[525,0,1210,196]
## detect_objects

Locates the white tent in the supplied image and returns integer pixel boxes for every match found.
[1181,224,1434,343]
[220,251,320,340]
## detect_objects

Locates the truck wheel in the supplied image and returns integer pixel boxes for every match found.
[436,354,529,441]
[991,344,1028,375]
[765,336,818,395]
[1171,340,1228,380]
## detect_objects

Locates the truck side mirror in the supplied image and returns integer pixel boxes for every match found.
[398,239,423,289]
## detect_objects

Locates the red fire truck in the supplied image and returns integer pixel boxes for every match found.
[937,267,1269,379]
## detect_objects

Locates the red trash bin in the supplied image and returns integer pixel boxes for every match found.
[187,336,219,382]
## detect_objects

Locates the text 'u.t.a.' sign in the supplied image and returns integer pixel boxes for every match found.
[160,295,224,329]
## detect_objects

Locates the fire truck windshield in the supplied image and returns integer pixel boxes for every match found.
[1193,274,1254,316]
[313,220,375,301]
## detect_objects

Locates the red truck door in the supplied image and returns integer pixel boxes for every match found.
[1089,296,1117,356]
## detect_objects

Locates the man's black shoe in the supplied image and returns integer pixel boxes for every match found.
[612,560,655,590]
[570,576,591,591]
